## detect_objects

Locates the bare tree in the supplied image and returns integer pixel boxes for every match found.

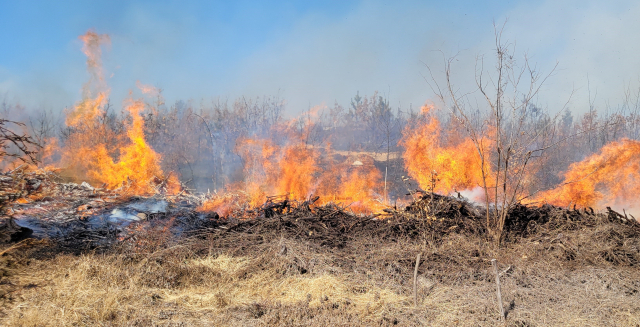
[427,22,570,246]
[372,95,401,202]
[0,118,40,165]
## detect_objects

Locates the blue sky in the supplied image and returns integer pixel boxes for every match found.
[1,0,639,116]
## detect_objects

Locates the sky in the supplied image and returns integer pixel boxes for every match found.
[1,0,640,117]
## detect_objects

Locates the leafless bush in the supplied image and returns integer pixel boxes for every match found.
[0,117,39,165]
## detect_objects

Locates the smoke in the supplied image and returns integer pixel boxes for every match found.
[457,187,486,205]
[499,0,640,114]
[609,202,640,223]
[2,1,640,117]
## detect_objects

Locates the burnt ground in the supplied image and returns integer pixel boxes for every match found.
[0,169,639,326]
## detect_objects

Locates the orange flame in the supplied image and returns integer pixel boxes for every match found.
[66,31,110,127]
[165,172,182,195]
[535,138,640,211]
[58,31,166,195]
[198,189,246,217]
[82,98,163,193]
[197,138,322,215]
[400,104,490,195]
[198,141,385,216]
[199,115,385,216]
[234,138,319,206]
[315,153,384,213]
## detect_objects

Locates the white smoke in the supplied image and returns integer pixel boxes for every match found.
[607,200,640,223]
[456,186,486,205]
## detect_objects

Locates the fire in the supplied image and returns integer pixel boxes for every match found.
[165,172,182,195]
[198,141,385,216]
[333,158,384,213]
[316,153,384,213]
[235,137,319,206]
[535,138,640,211]
[81,98,163,193]
[198,190,246,217]
[197,138,321,215]
[66,31,110,127]
[199,119,385,216]
[15,28,640,227]
[39,137,60,170]
[57,30,168,195]
[400,104,490,195]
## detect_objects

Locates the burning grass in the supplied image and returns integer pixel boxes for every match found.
[535,138,640,213]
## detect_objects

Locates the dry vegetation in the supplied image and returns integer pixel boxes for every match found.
[0,194,639,326]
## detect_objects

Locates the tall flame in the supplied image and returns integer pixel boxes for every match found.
[316,153,384,213]
[22,29,640,223]
[66,31,110,127]
[59,31,169,195]
[234,137,319,206]
[199,122,384,215]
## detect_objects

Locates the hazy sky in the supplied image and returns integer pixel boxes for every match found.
[1,0,639,117]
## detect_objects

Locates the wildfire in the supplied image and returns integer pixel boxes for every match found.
[236,137,319,206]
[198,190,247,217]
[198,122,385,216]
[82,98,164,193]
[315,153,384,213]
[39,137,60,170]
[165,172,182,195]
[27,30,640,221]
[58,30,172,195]
[535,138,640,212]
[400,104,490,196]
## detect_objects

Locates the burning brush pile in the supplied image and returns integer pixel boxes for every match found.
[1,30,640,256]
[2,162,639,267]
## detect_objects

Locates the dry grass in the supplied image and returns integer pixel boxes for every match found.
[0,239,411,326]
[0,212,639,326]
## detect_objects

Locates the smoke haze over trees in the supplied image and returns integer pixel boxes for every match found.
[3,1,640,116]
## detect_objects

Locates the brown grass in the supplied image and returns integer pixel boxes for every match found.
[0,210,639,326]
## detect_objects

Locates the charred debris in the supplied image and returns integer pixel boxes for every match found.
[1,165,639,256]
